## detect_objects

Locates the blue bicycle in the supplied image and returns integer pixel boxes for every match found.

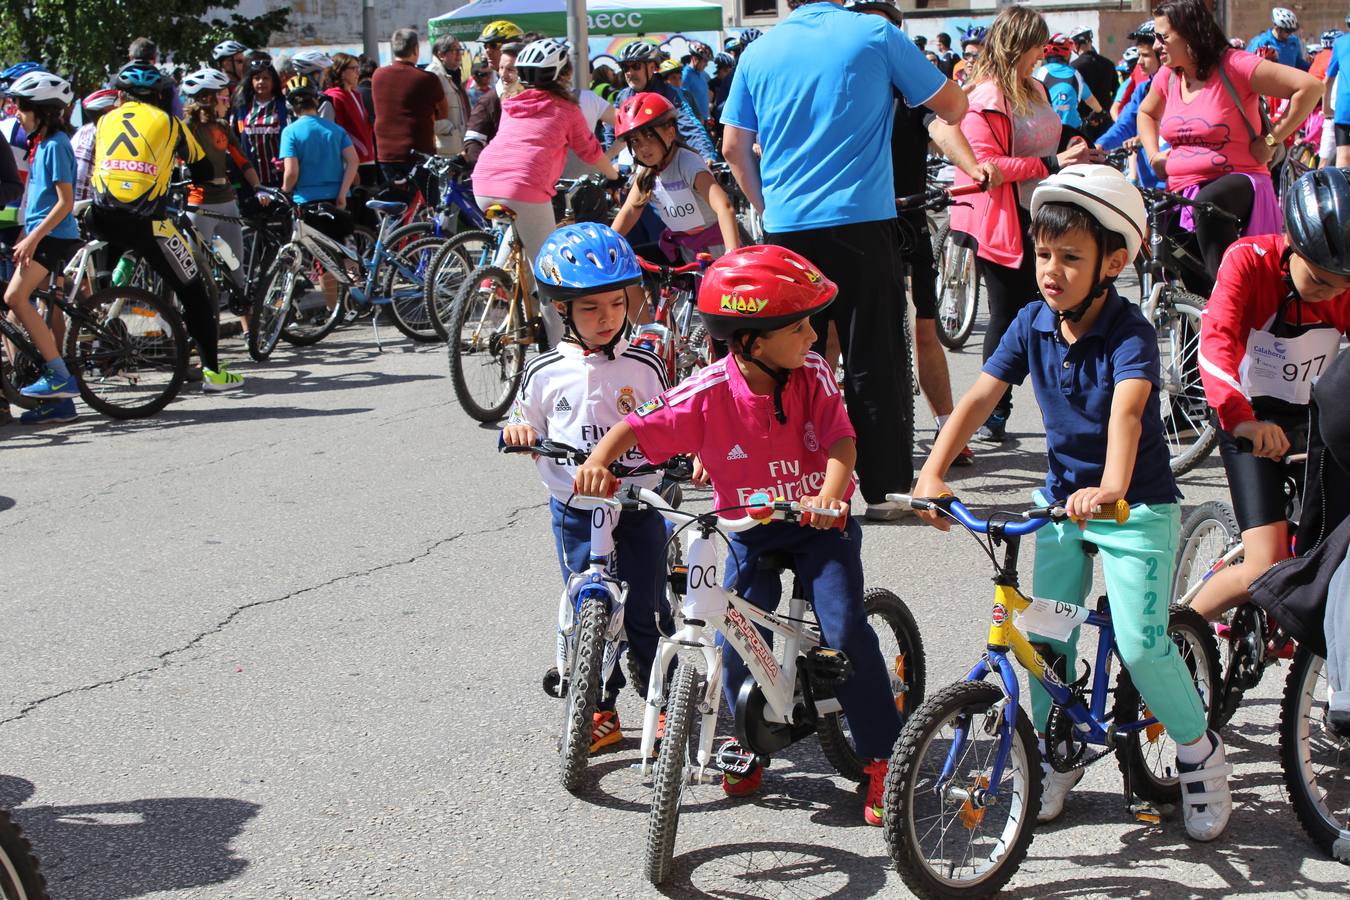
[880,494,1219,898]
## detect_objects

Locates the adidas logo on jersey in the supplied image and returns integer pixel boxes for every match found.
[726,444,748,460]
[555,397,572,412]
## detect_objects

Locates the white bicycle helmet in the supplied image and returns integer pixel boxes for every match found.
[7,70,72,108]
[1272,7,1299,31]
[515,38,570,86]
[1069,26,1093,43]
[1032,164,1146,262]
[619,41,662,64]
[181,67,230,97]
[1123,47,1140,62]
[212,40,249,61]
[291,49,334,75]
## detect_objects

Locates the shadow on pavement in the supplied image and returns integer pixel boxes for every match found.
[0,495,14,513]
[0,404,373,448]
[661,839,890,899]
[1,775,259,900]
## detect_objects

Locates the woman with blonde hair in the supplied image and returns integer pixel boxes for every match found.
[943,4,1101,441]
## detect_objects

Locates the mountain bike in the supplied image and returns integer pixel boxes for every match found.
[503,440,692,793]
[1138,187,1241,477]
[631,254,714,383]
[0,807,47,899]
[914,172,982,351]
[0,224,189,418]
[604,490,923,885]
[1279,643,1349,863]
[880,493,1219,898]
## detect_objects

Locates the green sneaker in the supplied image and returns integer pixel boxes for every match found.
[202,366,245,393]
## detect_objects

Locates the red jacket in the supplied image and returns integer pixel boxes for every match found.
[1199,234,1350,431]
[324,87,374,164]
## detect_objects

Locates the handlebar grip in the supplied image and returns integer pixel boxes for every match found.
[1095,499,1131,524]
[948,182,986,197]
[884,492,941,511]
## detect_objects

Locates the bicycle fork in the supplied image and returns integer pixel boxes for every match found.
[639,627,722,781]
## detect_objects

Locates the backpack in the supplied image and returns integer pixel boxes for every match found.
[1038,66,1082,127]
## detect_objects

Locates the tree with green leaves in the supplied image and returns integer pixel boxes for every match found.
[0,0,290,93]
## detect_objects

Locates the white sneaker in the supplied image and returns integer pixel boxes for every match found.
[1037,765,1083,822]
[1177,730,1233,841]
[864,500,912,521]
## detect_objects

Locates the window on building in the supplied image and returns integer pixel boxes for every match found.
[743,0,776,17]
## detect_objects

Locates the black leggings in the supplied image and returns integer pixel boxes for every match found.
[1180,174,1254,296]
[974,214,1038,418]
[92,206,220,371]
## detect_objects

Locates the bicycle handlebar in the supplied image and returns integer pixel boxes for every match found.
[896,181,984,212]
[1140,187,1241,224]
[500,439,693,481]
[636,253,711,277]
[886,493,1129,535]
[634,488,844,532]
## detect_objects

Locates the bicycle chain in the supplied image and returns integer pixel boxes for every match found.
[1044,703,1114,773]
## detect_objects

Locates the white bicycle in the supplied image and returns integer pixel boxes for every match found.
[582,489,924,885]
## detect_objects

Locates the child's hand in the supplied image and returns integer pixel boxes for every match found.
[574,461,619,498]
[502,424,538,448]
[798,495,848,530]
[1233,419,1291,460]
[911,472,953,531]
[1063,486,1125,527]
[691,454,710,486]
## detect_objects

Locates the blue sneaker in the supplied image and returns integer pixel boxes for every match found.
[19,369,80,400]
[19,399,77,425]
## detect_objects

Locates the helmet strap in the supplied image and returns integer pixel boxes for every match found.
[737,333,790,424]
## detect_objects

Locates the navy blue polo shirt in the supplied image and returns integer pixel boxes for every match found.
[983,289,1180,506]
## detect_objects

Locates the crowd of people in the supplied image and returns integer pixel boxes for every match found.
[1,0,1348,852]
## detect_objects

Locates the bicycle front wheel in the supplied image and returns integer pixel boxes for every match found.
[381,234,447,342]
[883,680,1041,899]
[0,807,47,900]
[1279,645,1350,862]
[250,247,300,361]
[818,588,926,782]
[446,265,528,422]
[1156,291,1217,476]
[561,595,608,794]
[66,288,189,418]
[646,660,701,886]
[425,230,495,342]
[933,223,980,350]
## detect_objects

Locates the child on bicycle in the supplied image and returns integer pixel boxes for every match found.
[501,222,671,753]
[914,165,1232,841]
[574,245,903,826]
[3,71,81,425]
[1191,167,1350,624]
[609,92,739,262]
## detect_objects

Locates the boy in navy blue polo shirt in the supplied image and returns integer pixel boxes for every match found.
[914,165,1232,843]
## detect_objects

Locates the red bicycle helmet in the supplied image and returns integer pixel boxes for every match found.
[697,245,837,342]
[1043,34,1074,60]
[615,92,675,139]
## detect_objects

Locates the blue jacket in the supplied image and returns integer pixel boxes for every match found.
[1096,79,1164,189]
[1248,29,1310,70]
[604,78,718,161]
[682,64,711,121]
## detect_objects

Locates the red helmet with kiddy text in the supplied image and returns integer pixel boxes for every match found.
[697,245,837,341]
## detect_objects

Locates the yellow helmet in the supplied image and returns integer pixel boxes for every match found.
[478,20,523,43]
[658,58,682,75]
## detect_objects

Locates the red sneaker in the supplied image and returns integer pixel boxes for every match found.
[952,444,976,467]
[864,759,888,826]
[722,763,763,797]
[590,710,623,753]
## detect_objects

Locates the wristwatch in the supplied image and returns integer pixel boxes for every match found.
[1264,133,1278,148]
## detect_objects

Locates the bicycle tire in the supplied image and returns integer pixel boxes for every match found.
[1279,645,1350,863]
[65,287,189,419]
[446,264,528,422]
[883,680,1041,899]
[0,807,48,900]
[560,595,607,794]
[249,247,300,361]
[424,230,495,342]
[1172,501,1242,605]
[933,223,980,351]
[817,588,926,782]
[381,234,448,342]
[1113,605,1221,803]
[646,660,700,886]
[1155,292,1218,476]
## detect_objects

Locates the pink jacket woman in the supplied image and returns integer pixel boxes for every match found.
[472,89,606,203]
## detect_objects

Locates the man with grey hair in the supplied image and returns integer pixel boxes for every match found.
[426,34,470,156]
[372,27,448,183]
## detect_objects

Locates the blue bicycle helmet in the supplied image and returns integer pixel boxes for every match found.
[535,223,642,357]
[113,62,164,97]
[960,25,988,46]
[0,61,44,88]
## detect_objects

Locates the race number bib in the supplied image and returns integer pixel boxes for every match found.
[1241,327,1341,405]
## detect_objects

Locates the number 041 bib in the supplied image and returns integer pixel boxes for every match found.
[1240,325,1342,405]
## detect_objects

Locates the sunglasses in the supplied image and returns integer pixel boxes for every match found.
[483,41,504,50]
[248,59,274,74]
[620,62,645,72]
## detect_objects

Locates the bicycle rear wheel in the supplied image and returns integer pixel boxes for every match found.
[250,246,300,361]
[646,660,701,886]
[1279,645,1350,862]
[66,288,188,418]
[1155,291,1217,476]
[0,807,48,900]
[446,265,529,422]
[933,223,980,350]
[425,230,496,342]
[883,680,1041,898]
[381,235,447,342]
[817,588,926,782]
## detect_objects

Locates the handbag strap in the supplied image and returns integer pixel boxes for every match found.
[1215,60,1263,142]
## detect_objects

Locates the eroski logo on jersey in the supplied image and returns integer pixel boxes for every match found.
[735,458,826,505]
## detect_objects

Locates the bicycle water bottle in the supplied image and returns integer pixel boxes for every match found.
[211,235,241,272]
[111,255,135,286]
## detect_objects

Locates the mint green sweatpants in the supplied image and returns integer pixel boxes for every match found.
[1027,495,1208,746]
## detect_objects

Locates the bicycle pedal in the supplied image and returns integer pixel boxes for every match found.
[714,739,760,776]
[804,646,853,685]
[1129,801,1163,824]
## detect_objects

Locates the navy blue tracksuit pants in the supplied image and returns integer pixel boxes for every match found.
[550,499,671,709]
[720,518,902,760]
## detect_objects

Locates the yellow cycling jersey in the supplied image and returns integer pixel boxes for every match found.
[91,100,205,218]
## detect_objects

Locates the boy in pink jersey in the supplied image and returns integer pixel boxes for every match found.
[575,246,903,826]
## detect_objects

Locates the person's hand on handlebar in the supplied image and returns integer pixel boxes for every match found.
[798,495,848,529]
[1063,485,1124,526]
[976,161,1003,190]
[1234,419,1291,460]
[691,454,710,487]
[502,423,538,450]
[1057,138,1100,169]
[911,471,954,531]
[574,460,619,498]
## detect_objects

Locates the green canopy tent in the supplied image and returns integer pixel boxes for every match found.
[429,0,722,40]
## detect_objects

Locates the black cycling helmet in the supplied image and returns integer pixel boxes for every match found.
[1284,168,1350,276]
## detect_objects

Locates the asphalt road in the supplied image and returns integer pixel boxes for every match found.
[1,296,1345,899]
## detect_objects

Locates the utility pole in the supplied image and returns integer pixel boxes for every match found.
[363,0,379,62]
[567,0,590,96]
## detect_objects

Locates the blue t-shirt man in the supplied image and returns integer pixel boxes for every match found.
[279,114,352,205]
[720,1,946,232]
[26,130,79,240]
[681,63,711,122]
[1248,28,1310,71]
[1035,60,1092,129]
[1096,79,1164,189]
[982,289,1179,506]
[1327,34,1350,125]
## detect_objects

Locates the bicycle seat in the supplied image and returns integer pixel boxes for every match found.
[484,203,517,221]
[367,200,407,217]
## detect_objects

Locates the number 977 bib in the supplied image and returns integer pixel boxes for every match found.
[1241,326,1341,406]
